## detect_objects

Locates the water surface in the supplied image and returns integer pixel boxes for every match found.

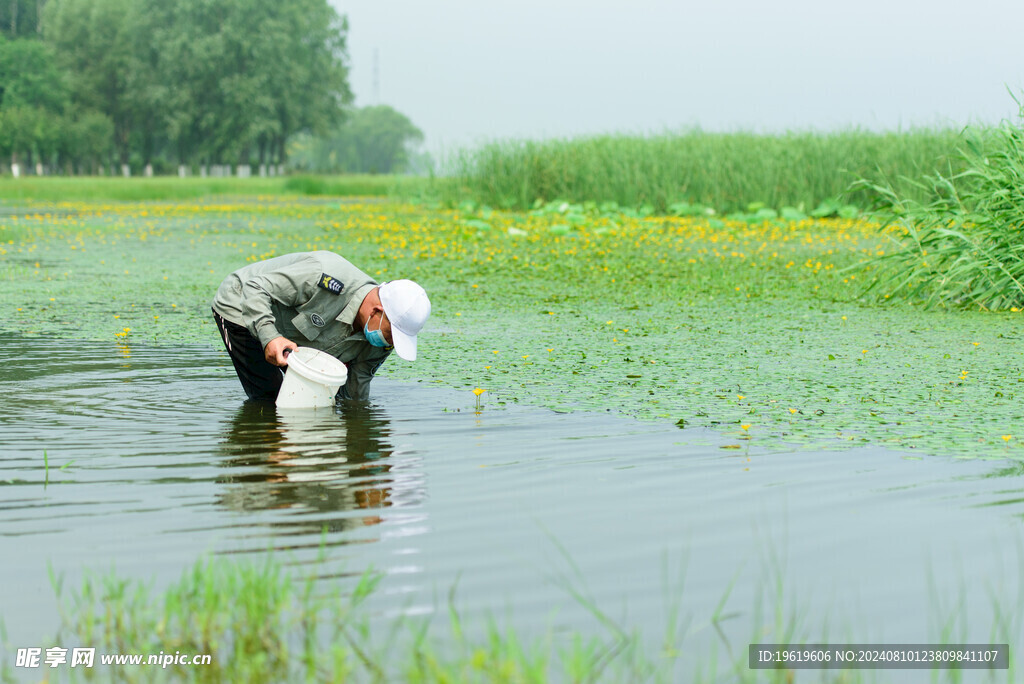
[2,334,1022,678]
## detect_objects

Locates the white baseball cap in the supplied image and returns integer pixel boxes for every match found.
[379,280,431,361]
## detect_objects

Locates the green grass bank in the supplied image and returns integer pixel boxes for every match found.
[0,174,429,202]
[448,128,967,213]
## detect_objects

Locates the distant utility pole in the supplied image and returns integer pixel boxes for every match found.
[372,47,379,105]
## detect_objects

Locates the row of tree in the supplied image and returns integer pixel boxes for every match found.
[1,0,426,175]
[289,105,427,175]
[1,0,47,39]
[0,36,114,172]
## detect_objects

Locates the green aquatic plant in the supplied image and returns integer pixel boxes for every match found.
[859,109,1024,310]
[449,128,964,213]
[5,192,1024,457]
[47,554,672,683]
[33,546,1020,683]
[42,451,75,490]
[48,555,369,682]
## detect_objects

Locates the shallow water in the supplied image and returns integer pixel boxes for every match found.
[2,333,1023,679]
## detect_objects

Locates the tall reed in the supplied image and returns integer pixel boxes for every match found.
[859,118,1024,309]
[448,128,966,212]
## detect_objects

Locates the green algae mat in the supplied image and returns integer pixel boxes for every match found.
[3,197,1023,459]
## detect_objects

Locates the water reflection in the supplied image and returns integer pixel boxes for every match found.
[215,401,424,537]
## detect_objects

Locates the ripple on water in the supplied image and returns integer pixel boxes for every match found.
[2,333,1024,672]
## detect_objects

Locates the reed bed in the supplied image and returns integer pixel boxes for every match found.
[860,117,1024,309]
[448,129,967,213]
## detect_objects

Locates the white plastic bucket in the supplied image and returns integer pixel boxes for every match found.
[276,347,348,409]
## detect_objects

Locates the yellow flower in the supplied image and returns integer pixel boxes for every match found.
[741,424,750,431]
[473,388,486,396]
[788,408,798,414]
[737,395,745,400]
[1002,435,1012,442]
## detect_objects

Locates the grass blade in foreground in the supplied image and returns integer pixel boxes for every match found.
[31,555,1019,683]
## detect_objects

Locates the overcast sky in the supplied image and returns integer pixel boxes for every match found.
[331,0,1024,156]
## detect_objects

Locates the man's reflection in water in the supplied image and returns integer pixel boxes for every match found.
[216,401,424,537]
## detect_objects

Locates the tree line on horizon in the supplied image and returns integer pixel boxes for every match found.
[0,0,425,176]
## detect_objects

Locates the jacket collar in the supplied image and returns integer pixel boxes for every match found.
[336,282,377,326]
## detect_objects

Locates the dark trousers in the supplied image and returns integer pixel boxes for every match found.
[213,309,284,401]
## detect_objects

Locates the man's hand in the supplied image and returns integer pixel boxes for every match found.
[265,336,298,366]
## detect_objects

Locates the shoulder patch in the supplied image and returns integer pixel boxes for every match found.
[318,274,344,295]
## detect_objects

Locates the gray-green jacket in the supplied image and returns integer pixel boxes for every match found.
[212,251,390,400]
